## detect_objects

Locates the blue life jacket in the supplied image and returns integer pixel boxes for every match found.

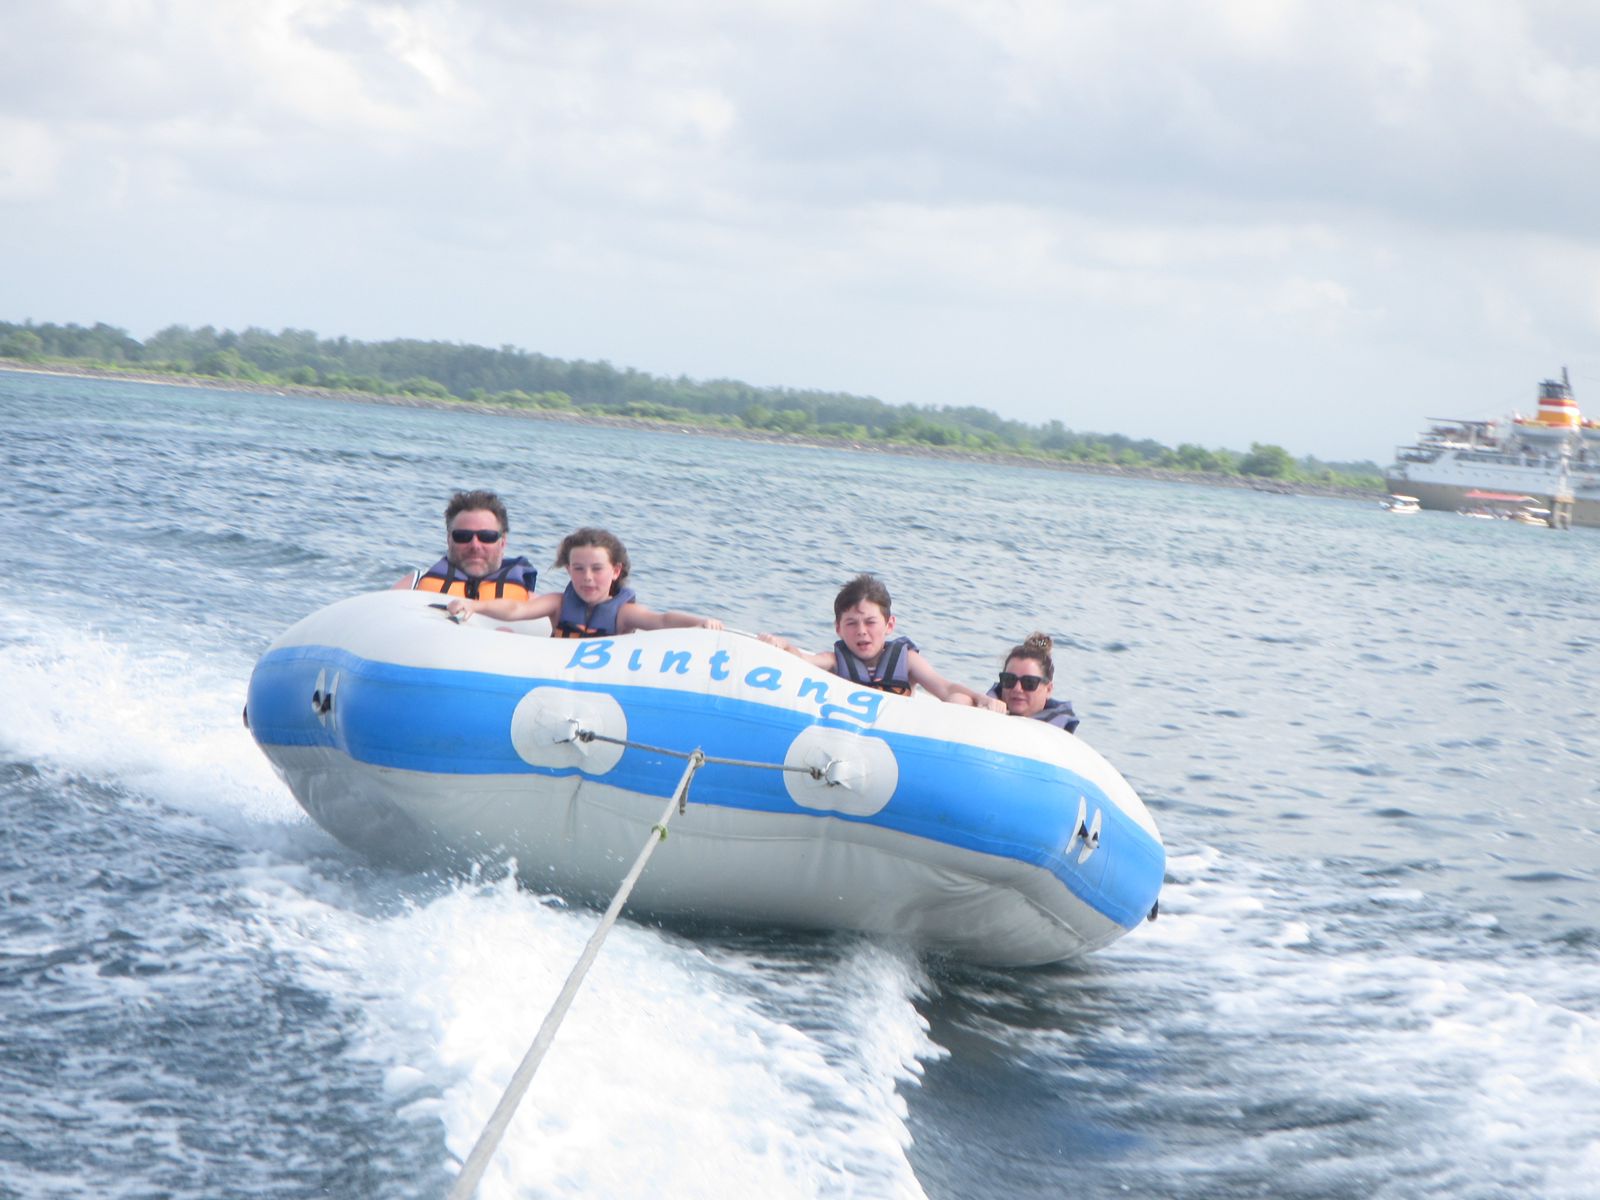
[833,636,917,695]
[413,556,537,601]
[1034,698,1080,734]
[555,584,639,638]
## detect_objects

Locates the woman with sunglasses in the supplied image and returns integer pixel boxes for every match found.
[987,632,1080,733]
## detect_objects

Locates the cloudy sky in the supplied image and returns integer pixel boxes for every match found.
[5,1,1600,461]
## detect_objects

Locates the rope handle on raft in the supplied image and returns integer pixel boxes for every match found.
[435,603,764,642]
[572,727,833,782]
[430,608,840,784]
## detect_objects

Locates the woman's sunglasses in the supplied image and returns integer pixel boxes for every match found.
[998,672,1045,692]
[450,529,503,544]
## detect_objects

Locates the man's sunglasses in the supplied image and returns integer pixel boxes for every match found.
[998,672,1045,692]
[450,529,504,544]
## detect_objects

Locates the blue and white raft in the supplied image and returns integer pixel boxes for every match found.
[246,590,1164,966]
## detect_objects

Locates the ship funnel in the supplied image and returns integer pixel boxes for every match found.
[1533,370,1580,431]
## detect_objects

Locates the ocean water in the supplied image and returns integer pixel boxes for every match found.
[1,367,1595,1199]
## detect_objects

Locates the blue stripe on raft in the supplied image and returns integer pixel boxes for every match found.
[248,645,1164,928]
[249,644,534,768]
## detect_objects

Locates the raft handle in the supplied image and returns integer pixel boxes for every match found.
[574,727,833,782]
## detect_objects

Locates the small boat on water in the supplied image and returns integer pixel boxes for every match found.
[1456,490,1551,525]
[245,591,1165,967]
[1379,494,1421,515]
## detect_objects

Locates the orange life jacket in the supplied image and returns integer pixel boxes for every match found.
[412,555,536,601]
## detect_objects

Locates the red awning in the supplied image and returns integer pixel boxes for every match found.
[1463,490,1537,502]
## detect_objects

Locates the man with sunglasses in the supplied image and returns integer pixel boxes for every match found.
[393,490,539,600]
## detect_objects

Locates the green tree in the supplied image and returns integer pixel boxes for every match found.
[1239,442,1295,477]
[0,329,45,360]
[397,376,451,399]
[196,347,257,378]
[1161,443,1238,473]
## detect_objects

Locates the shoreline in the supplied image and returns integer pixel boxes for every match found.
[4,359,1383,501]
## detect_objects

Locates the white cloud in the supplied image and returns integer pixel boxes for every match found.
[0,118,62,200]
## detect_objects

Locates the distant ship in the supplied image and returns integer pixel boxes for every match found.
[1384,368,1600,529]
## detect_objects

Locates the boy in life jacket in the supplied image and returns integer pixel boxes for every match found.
[760,573,1003,708]
[393,489,539,601]
[446,526,722,635]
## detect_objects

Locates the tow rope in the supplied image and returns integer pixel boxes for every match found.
[447,726,840,1198]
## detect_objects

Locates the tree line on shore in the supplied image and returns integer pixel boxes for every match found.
[1,319,1383,487]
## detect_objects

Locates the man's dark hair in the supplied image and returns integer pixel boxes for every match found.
[444,490,509,532]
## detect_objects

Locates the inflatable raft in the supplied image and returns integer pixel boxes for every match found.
[246,590,1164,966]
